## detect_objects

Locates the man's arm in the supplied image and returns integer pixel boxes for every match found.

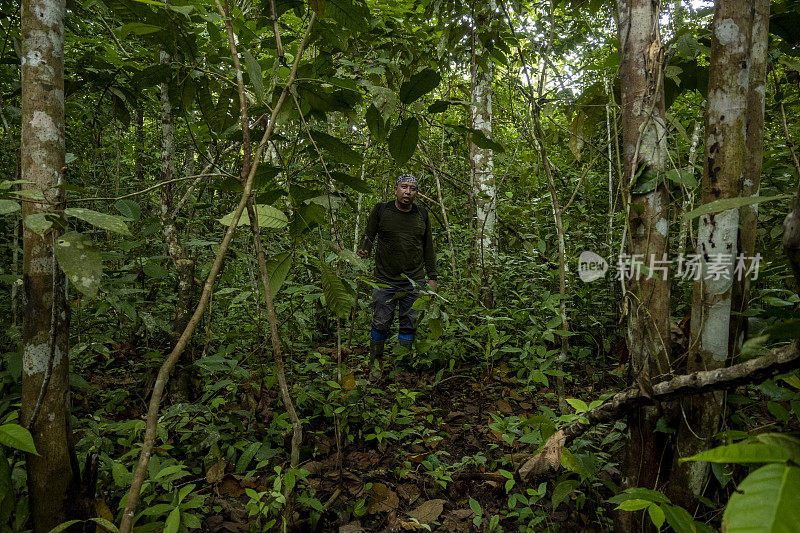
[357,204,380,259]
[422,211,437,289]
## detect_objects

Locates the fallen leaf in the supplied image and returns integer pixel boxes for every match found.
[408,499,446,525]
[367,482,399,514]
[518,429,566,481]
[206,459,227,484]
[495,400,513,415]
[519,402,533,410]
[217,475,245,497]
[397,483,420,504]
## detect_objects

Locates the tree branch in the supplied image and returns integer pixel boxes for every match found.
[518,341,800,483]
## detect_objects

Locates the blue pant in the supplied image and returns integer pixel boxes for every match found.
[370,280,425,342]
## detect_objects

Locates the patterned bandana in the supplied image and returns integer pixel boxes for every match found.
[396,174,418,187]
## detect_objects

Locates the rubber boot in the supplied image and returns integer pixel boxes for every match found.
[368,340,385,382]
[397,339,413,351]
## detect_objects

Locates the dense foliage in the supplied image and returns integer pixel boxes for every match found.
[1,0,800,531]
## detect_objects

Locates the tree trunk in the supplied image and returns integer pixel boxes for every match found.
[470,0,496,307]
[615,2,671,527]
[20,0,80,529]
[158,48,195,343]
[671,0,753,509]
[730,0,769,357]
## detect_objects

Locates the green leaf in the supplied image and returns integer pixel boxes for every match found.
[266,252,292,299]
[427,100,449,114]
[399,69,442,105]
[0,199,20,215]
[468,497,482,516]
[648,504,665,530]
[608,487,671,505]
[662,503,699,533]
[552,479,579,510]
[163,506,181,533]
[565,398,588,413]
[236,442,261,474]
[723,464,800,533]
[24,213,53,236]
[309,130,363,166]
[47,520,84,533]
[117,22,162,39]
[682,441,793,465]
[54,232,102,298]
[365,105,388,142]
[684,195,792,221]
[320,262,353,320]
[0,424,38,454]
[113,199,142,221]
[665,169,698,187]
[632,169,660,194]
[87,518,119,533]
[217,204,288,228]
[388,118,419,166]
[64,208,131,235]
[329,172,370,193]
[241,49,264,103]
[323,0,370,33]
[617,499,652,512]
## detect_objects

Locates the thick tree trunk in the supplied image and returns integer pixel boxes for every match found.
[470,0,496,306]
[20,0,79,529]
[615,2,671,527]
[730,0,769,356]
[671,0,753,508]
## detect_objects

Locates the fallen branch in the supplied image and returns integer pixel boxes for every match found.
[518,341,800,483]
[118,14,315,533]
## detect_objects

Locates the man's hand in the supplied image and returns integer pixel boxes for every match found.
[357,249,369,259]
[428,279,438,291]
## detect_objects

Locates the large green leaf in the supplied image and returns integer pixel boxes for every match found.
[54,231,102,298]
[321,0,370,33]
[24,213,53,237]
[329,172,371,193]
[217,205,288,228]
[0,424,38,454]
[113,199,142,221]
[64,207,131,236]
[266,252,292,298]
[320,263,353,320]
[683,194,792,221]
[365,105,388,142]
[309,130,362,166]
[682,441,794,465]
[0,199,20,215]
[388,118,419,166]
[289,203,327,237]
[241,49,264,103]
[399,69,442,105]
[723,464,800,533]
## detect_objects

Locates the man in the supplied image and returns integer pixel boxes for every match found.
[358,174,438,379]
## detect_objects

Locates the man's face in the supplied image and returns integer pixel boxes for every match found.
[395,181,418,207]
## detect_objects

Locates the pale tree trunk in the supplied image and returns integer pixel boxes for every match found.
[671,0,753,508]
[730,0,769,357]
[20,0,80,529]
[615,3,671,526]
[158,48,195,343]
[677,120,701,257]
[471,0,496,306]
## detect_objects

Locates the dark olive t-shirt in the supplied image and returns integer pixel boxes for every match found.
[359,202,437,285]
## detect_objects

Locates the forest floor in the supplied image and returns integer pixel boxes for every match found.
[154,344,622,533]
